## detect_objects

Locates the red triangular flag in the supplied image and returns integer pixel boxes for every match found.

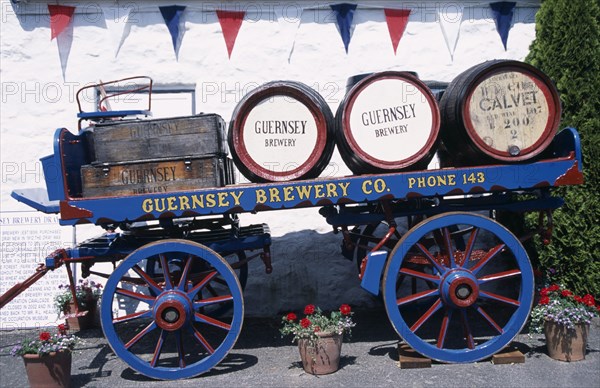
[48,5,76,41]
[384,8,411,55]
[216,10,245,58]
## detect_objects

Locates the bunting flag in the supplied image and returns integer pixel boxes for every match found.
[384,8,411,55]
[101,5,134,58]
[216,10,245,58]
[48,5,75,40]
[490,2,516,50]
[438,5,464,61]
[330,3,357,53]
[159,5,187,59]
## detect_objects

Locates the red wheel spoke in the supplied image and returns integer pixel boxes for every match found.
[187,271,217,299]
[132,265,163,295]
[397,288,439,306]
[410,298,442,332]
[175,331,186,368]
[416,243,446,274]
[437,309,453,348]
[399,267,441,284]
[460,310,475,349]
[124,321,157,349]
[177,255,194,292]
[190,325,215,354]
[462,227,480,267]
[479,290,520,306]
[150,329,167,367]
[442,227,456,268]
[194,294,233,309]
[469,243,505,275]
[475,305,504,334]
[194,312,231,330]
[116,288,156,305]
[113,309,152,324]
[478,269,521,284]
[159,254,173,290]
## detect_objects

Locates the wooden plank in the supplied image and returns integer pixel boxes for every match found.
[492,347,525,365]
[81,157,232,198]
[88,114,227,163]
[397,343,431,369]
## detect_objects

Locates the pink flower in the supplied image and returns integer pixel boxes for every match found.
[304,304,315,315]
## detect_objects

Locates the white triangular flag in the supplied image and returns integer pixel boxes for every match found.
[438,5,464,61]
[101,5,134,57]
[56,22,74,80]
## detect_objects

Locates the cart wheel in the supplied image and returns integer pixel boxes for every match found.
[383,212,533,363]
[101,239,244,380]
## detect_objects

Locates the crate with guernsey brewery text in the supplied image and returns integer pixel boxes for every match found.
[83,114,228,163]
[80,156,235,198]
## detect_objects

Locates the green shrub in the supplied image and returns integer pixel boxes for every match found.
[525,0,600,296]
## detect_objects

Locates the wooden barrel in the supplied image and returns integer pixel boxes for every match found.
[439,60,561,166]
[336,71,441,174]
[228,81,335,182]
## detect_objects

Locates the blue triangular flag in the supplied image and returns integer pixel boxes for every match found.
[330,3,357,53]
[159,5,186,58]
[490,2,516,50]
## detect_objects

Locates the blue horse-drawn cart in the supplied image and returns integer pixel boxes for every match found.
[0,79,583,379]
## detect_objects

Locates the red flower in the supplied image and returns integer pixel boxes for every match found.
[304,304,315,315]
[286,313,297,321]
[561,290,572,297]
[583,294,595,307]
[548,284,560,292]
[539,296,550,305]
[314,326,321,333]
[57,324,68,335]
[540,288,549,297]
[39,332,51,341]
[340,304,352,316]
[300,318,311,328]
[574,296,583,303]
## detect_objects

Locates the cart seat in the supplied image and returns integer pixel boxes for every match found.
[77,110,152,121]
[11,188,60,214]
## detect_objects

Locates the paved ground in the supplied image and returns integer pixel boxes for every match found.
[0,309,598,388]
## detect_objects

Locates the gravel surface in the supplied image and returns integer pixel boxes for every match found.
[1,309,598,388]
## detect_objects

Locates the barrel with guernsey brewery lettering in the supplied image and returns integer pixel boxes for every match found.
[439,60,561,166]
[335,71,441,174]
[228,81,335,182]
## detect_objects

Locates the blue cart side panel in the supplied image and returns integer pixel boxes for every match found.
[51,128,582,225]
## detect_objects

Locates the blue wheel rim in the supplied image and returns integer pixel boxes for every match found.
[383,212,534,363]
[101,239,244,379]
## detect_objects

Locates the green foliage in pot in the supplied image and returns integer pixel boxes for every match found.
[54,279,103,316]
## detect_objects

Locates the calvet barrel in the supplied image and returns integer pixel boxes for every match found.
[439,60,561,165]
[228,81,335,182]
[335,71,441,174]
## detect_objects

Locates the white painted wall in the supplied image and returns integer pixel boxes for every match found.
[0,0,539,326]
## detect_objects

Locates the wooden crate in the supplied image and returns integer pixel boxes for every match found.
[81,156,234,198]
[87,114,227,163]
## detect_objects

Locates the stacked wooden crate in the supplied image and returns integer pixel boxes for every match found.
[80,114,234,198]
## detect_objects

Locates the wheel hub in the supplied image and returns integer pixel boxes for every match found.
[153,291,192,331]
[441,269,479,308]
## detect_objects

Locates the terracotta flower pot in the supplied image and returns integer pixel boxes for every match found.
[297,332,343,375]
[65,301,96,331]
[544,320,589,362]
[22,351,72,388]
